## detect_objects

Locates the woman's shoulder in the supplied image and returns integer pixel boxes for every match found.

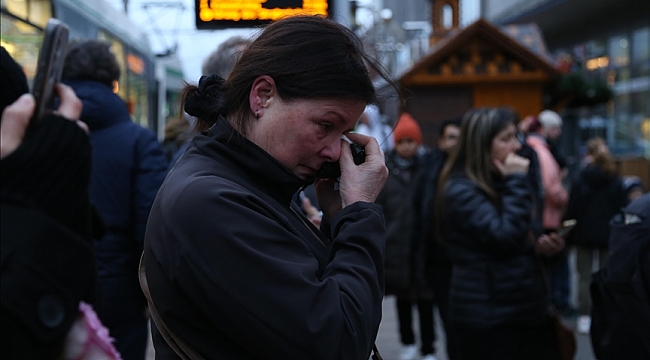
[165,166,250,204]
[444,173,480,197]
[157,169,268,232]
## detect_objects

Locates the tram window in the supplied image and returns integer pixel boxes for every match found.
[0,13,42,80]
[3,0,52,28]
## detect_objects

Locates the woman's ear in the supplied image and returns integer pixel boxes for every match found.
[249,75,276,117]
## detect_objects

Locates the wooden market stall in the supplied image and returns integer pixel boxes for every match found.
[399,17,560,148]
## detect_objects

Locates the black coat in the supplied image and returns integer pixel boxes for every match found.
[565,165,628,248]
[441,172,549,328]
[375,150,421,295]
[65,80,168,325]
[144,119,386,360]
[411,149,450,289]
[1,116,97,359]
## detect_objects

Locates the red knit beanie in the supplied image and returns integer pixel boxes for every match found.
[393,113,422,145]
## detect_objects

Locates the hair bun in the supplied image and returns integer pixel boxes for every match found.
[184,74,226,119]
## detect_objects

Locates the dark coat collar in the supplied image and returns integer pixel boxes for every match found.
[193,118,311,207]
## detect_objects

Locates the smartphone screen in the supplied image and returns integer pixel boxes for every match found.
[31,19,70,124]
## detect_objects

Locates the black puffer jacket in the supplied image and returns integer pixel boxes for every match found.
[441,172,549,328]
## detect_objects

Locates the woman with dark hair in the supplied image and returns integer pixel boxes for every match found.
[436,107,562,360]
[564,137,628,334]
[142,15,399,359]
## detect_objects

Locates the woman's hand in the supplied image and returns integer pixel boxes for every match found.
[1,84,85,159]
[301,195,322,228]
[314,133,388,219]
[1,94,35,159]
[338,132,388,207]
[533,233,565,256]
[493,153,529,176]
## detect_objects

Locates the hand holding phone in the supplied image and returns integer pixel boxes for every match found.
[315,142,366,179]
[31,19,70,124]
[557,219,577,238]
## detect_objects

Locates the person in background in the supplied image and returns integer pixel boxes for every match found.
[62,39,168,360]
[527,110,571,315]
[376,113,436,360]
[1,47,119,359]
[437,107,563,360]
[411,116,461,360]
[161,116,190,163]
[201,35,253,78]
[356,103,393,152]
[143,15,397,359]
[564,137,628,334]
[166,36,254,170]
[517,115,545,220]
[589,193,650,360]
[622,176,646,202]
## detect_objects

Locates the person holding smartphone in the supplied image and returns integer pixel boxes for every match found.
[1,47,104,359]
[564,137,628,334]
[435,107,562,360]
[142,15,398,359]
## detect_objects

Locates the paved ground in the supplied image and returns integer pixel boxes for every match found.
[376,295,596,360]
[146,295,596,360]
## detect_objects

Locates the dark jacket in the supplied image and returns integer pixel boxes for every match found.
[590,193,650,360]
[441,172,549,328]
[517,136,545,222]
[1,116,97,359]
[64,80,168,324]
[564,165,627,248]
[411,149,449,289]
[375,149,421,295]
[144,119,386,360]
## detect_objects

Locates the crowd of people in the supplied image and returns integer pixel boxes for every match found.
[2,13,648,360]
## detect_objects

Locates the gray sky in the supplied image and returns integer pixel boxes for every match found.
[104,0,480,82]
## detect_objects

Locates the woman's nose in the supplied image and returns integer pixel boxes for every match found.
[321,138,342,162]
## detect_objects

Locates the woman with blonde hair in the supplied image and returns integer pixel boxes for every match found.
[565,137,628,333]
[435,107,563,360]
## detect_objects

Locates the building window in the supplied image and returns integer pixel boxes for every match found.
[631,27,649,78]
[442,4,453,29]
[609,34,631,82]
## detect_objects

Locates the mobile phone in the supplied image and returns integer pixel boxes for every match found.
[557,219,577,238]
[31,18,70,124]
[315,142,366,179]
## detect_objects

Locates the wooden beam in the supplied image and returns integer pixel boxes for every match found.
[402,71,552,86]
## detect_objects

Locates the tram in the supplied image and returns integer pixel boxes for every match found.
[0,0,182,136]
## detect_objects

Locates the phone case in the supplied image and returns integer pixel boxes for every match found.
[31,19,70,123]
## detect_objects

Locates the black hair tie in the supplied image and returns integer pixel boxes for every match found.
[184,74,226,119]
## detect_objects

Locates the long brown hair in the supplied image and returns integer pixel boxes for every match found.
[586,137,617,176]
[434,107,519,242]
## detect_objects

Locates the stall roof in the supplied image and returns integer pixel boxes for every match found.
[399,19,560,86]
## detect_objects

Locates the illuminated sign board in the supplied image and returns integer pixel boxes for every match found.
[195,0,330,29]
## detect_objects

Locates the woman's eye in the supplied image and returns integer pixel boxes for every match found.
[319,122,333,131]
